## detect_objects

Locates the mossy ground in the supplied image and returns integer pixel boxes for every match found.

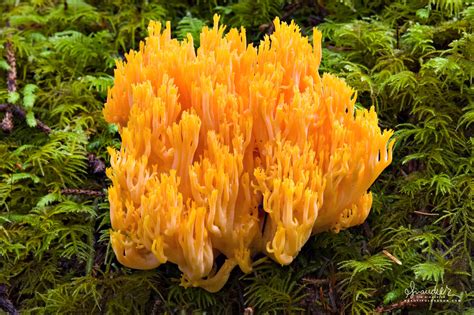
[0,1,472,314]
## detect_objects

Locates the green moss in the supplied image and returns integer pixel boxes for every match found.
[0,0,472,313]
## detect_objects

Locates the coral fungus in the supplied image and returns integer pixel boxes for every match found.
[103,15,395,292]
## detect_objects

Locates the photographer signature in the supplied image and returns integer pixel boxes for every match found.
[405,281,460,302]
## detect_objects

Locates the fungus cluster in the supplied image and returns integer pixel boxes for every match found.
[103,16,394,292]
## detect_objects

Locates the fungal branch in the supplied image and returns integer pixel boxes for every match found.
[103,15,395,292]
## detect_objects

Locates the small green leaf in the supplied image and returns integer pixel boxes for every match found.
[24,94,37,109]
[23,84,38,95]
[37,193,60,208]
[26,110,37,127]
[429,173,454,195]
[108,123,118,134]
[176,16,206,46]
[83,75,113,94]
[8,172,41,184]
[8,91,20,104]
[0,60,9,71]
[413,262,445,282]
[339,254,392,281]
[23,84,38,109]
[383,289,402,304]
[416,8,430,20]
[402,153,427,164]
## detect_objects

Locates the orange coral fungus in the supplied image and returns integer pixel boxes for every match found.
[103,15,395,292]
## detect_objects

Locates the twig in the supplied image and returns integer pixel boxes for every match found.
[413,210,439,216]
[1,37,16,133]
[325,45,353,52]
[375,294,428,313]
[307,280,337,313]
[302,278,329,286]
[1,26,51,134]
[382,250,402,265]
[5,41,16,93]
[0,284,19,315]
[0,104,51,134]
[60,188,104,196]
[318,286,331,312]
[328,279,337,312]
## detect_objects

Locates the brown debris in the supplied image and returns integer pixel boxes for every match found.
[1,111,14,133]
[0,284,19,315]
[60,188,104,197]
[0,104,52,134]
[1,39,16,133]
[375,294,429,313]
[88,153,106,174]
[1,31,51,134]
[382,250,402,265]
